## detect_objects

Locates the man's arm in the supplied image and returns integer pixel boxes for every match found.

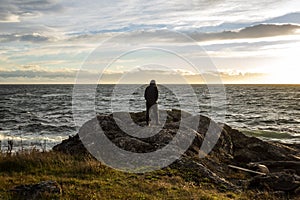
[144,87,148,100]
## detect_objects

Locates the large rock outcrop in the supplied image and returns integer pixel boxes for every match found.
[53,109,300,195]
[54,110,233,159]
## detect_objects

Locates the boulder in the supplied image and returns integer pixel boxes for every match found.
[10,180,61,200]
[253,161,300,174]
[54,110,231,158]
[222,124,299,163]
[249,172,300,192]
[53,134,88,155]
[247,163,270,174]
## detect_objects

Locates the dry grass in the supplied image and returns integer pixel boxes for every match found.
[0,151,280,199]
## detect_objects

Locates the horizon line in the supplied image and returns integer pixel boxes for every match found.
[0,83,299,85]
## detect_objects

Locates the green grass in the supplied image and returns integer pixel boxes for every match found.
[0,151,279,199]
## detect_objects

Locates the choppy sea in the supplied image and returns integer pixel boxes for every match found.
[0,84,299,151]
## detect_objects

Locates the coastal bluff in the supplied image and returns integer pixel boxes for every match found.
[53,109,300,196]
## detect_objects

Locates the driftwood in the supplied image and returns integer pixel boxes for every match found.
[228,165,266,175]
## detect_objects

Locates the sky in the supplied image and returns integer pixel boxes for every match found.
[0,0,300,84]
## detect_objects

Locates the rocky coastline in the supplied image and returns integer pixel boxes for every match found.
[53,109,300,198]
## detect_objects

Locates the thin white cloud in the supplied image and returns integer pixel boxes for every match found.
[65,24,300,46]
[0,0,63,22]
[0,65,82,79]
[0,32,54,42]
[190,24,300,42]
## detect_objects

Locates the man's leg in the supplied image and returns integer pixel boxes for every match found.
[146,102,150,125]
[149,103,159,125]
[153,103,159,124]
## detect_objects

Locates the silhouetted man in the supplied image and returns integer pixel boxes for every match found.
[144,80,159,126]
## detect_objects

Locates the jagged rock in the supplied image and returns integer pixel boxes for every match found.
[295,186,300,195]
[170,157,239,191]
[249,172,300,192]
[54,110,233,158]
[53,109,300,194]
[112,137,153,153]
[222,124,299,163]
[254,161,300,174]
[10,180,61,200]
[53,134,88,155]
[166,109,192,122]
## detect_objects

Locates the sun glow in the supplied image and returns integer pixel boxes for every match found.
[265,46,300,84]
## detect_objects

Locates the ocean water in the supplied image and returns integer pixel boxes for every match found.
[0,84,299,151]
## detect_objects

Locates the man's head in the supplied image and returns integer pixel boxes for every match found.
[150,80,156,85]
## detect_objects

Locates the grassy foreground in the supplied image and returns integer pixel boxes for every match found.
[0,151,277,200]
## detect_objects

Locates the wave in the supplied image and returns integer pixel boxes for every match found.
[0,132,69,152]
[0,132,67,143]
[42,94,69,98]
[240,129,300,142]
[17,123,76,133]
[0,119,22,124]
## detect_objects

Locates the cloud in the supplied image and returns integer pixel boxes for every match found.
[0,66,198,83]
[58,0,294,37]
[0,32,52,43]
[1,23,297,46]
[0,0,299,84]
[0,65,78,79]
[68,24,300,45]
[98,69,268,84]
[96,69,201,84]
[0,65,274,84]
[184,70,267,84]
[263,12,300,24]
[0,0,63,22]
[202,38,300,54]
[163,11,300,34]
[189,24,300,42]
